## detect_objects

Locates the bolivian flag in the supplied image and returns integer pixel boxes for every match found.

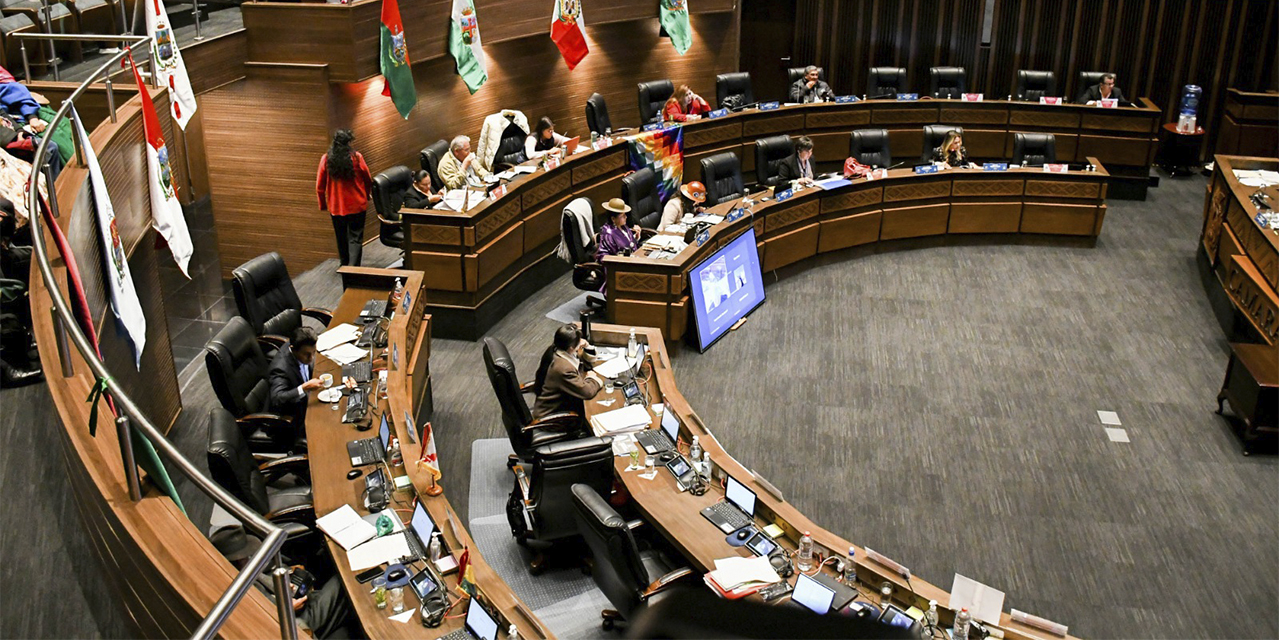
[380,0,416,118]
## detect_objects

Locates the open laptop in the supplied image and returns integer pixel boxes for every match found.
[405,501,439,560]
[789,573,836,614]
[700,473,756,533]
[562,136,580,155]
[439,598,500,640]
[636,404,681,455]
[346,412,390,467]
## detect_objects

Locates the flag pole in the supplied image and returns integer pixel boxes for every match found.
[426,474,443,496]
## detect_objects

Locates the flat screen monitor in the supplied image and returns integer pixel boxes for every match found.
[724,474,756,517]
[688,227,766,351]
[378,413,391,451]
[465,598,499,640]
[410,501,435,549]
[661,406,680,444]
[792,573,836,614]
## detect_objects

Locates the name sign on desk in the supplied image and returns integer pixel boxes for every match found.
[543,156,561,170]
[642,122,662,131]
[774,188,794,202]
[1098,98,1119,108]
[834,95,860,103]
[913,164,940,174]
[1039,96,1063,105]
[402,291,412,314]
[592,137,611,151]
[706,108,730,119]
[982,162,1009,171]
[758,101,781,111]
[897,93,920,101]
[487,184,507,201]
[863,168,888,181]
[961,93,984,102]
[695,229,710,246]
[725,207,746,222]
[1042,163,1069,173]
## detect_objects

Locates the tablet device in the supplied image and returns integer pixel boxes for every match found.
[409,569,437,600]
[745,531,778,557]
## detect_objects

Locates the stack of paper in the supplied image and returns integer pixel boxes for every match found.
[593,356,633,379]
[689,214,725,225]
[815,176,853,191]
[590,404,652,435]
[644,235,688,252]
[317,323,360,352]
[704,555,779,598]
[316,505,377,550]
[347,532,411,571]
[322,343,368,366]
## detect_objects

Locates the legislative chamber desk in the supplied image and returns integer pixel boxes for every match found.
[604,162,1110,340]
[584,324,1075,639]
[308,267,550,639]
[399,98,1154,339]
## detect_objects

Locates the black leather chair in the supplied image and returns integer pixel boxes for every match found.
[754,135,794,187]
[1014,70,1057,101]
[508,437,614,572]
[418,139,449,192]
[1076,70,1111,100]
[206,407,314,541]
[786,66,825,85]
[715,72,755,110]
[1012,133,1057,167]
[929,66,967,99]
[371,165,412,253]
[481,337,583,462]
[848,129,892,168]
[561,198,605,310]
[572,484,693,630]
[867,67,907,98]
[204,317,300,454]
[921,125,964,162]
[622,166,663,230]
[585,92,613,135]
[700,152,745,205]
[231,252,332,350]
[493,121,528,170]
[637,80,674,125]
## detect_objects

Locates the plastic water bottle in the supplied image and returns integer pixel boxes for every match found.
[952,607,971,640]
[427,533,442,563]
[388,437,403,468]
[796,531,814,571]
[924,600,939,632]
[507,625,520,640]
[391,278,405,307]
[843,547,857,585]
[688,436,702,464]
[627,328,637,358]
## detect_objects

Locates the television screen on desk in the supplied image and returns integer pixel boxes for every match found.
[688,227,765,352]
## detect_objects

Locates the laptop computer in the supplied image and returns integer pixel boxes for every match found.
[346,412,390,467]
[439,598,500,640]
[406,500,437,560]
[636,404,681,455]
[700,473,756,533]
[562,136,580,155]
[788,573,836,614]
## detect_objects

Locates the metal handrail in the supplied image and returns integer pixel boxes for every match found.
[22,34,298,640]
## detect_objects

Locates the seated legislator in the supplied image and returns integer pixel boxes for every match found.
[268,327,324,438]
[531,324,604,422]
[1076,73,1126,104]
[931,131,970,168]
[402,170,444,209]
[663,85,712,123]
[595,198,641,293]
[526,116,571,160]
[777,136,816,184]
[789,65,834,103]
[437,135,491,190]
[659,181,707,229]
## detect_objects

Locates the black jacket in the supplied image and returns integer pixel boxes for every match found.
[932,146,969,167]
[401,185,435,210]
[776,153,814,183]
[1075,84,1126,104]
[789,78,833,103]
[268,346,309,432]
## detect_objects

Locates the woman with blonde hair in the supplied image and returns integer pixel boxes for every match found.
[662,84,711,123]
[932,130,969,167]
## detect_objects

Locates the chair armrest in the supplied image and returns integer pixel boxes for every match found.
[258,334,288,351]
[301,307,333,324]
[575,262,603,268]
[626,519,645,531]
[639,229,658,240]
[377,214,402,226]
[523,412,581,432]
[265,503,316,527]
[239,413,294,430]
[519,380,537,394]
[259,455,310,483]
[638,567,694,600]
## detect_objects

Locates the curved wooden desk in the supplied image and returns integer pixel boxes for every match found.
[604,162,1110,340]
[1199,155,1278,346]
[400,98,1153,340]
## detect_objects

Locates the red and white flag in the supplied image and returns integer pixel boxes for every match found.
[129,57,193,277]
[550,0,588,69]
[145,0,197,129]
[416,421,442,480]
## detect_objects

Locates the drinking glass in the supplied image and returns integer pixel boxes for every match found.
[388,587,405,614]
[371,577,388,609]
[628,448,641,470]
[879,581,892,609]
[644,455,656,478]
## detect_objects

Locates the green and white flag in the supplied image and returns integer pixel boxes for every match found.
[449,0,487,94]
[659,0,692,55]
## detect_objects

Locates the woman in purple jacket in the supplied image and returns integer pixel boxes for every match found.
[594,198,641,292]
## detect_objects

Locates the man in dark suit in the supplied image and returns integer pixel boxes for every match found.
[777,136,816,185]
[269,327,323,440]
[789,66,833,103]
[531,324,603,425]
[1076,73,1126,104]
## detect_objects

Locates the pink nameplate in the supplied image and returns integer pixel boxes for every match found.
[1039,97,1062,105]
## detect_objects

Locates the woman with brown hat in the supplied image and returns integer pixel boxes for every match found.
[594,198,640,292]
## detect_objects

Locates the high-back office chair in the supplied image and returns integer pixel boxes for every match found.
[929,66,967,99]
[1011,133,1057,167]
[754,135,794,187]
[786,66,825,85]
[206,407,315,539]
[715,72,755,110]
[507,437,614,572]
[572,484,693,630]
[921,125,964,162]
[371,165,412,253]
[231,252,332,351]
[204,317,300,454]
[1014,70,1057,101]
[418,139,449,191]
[1076,70,1111,99]
[637,79,674,125]
[560,198,605,311]
[867,67,907,98]
[585,92,613,135]
[493,121,529,170]
[848,129,892,168]
[700,152,745,205]
[481,337,584,462]
[621,166,663,230]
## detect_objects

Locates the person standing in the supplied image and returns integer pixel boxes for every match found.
[315,129,372,267]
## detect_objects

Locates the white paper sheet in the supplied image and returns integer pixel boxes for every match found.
[950,574,1005,625]
[389,610,415,623]
[347,532,411,571]
[316,505,377,550]
[590,404,652,434]
[709,555,780,590]
[317,323,360,352]
[322,343,369,366]
[593,356,633,379]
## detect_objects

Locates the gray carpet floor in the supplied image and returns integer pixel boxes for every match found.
[3,172,1277,638]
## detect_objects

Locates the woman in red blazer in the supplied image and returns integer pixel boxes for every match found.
[316,129,373,267]
[662,85,711,123]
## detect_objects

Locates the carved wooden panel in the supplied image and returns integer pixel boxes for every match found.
[744,113,805,137]
[884,180,952,202]
[952,179,1025,197]
[764,200,819,233]
[806,109,871,129]
[571,149,626,185]
[1024,180,1101,200]
[871,107,938,125]
[410,223,463,247]
[1225,255,1279,345]
[475,198,523,243]
[1226,197,1280,291]
[1081,112,1156,133]
[615,272,671,295]
[821,186,883,213]
[1076,134,1154,167]
[1008,109,1080,128]
[522,172,573,210]
[684,121,744,148]
[476,222,524,288]
[1202,179,1229,261]
[940,108,1008,125]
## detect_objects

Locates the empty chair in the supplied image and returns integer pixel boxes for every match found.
[507,437,614,572]
[206,407,314,541]
[1014,70,1057,101]
[786,66,825,85]
[1011,133,1057,167]
[754,135,795,187]
[585,92,613,135]
[0,15,38,75]
[418,139,449,192]
[637,80,674,125]
[929,66,967,99]
[204,317,301,454]
[573,484,693,630]
[0,0,77,64]
[715,72,755,110]
[481,337,583,462]
[699,152,745,205]
[231,252,332,350]
[371,165,411,254]
[559,197,605,311]
[848,129,892,168]
[921,125,964,162]
[621,166,662,230]
[867,67,907,98]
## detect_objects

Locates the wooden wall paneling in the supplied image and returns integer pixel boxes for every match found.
[1020,202,1099,235]
[880,202,950,239]
[180,30,249,94]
